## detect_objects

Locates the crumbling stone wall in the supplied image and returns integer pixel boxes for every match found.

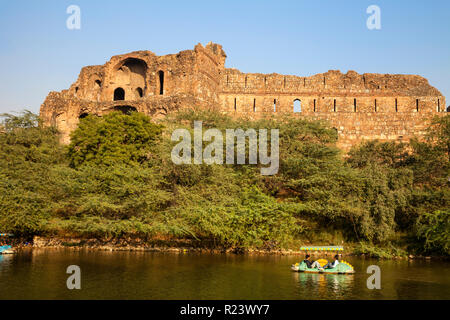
[219,69,446,149]
[40,43,446,149]
[41,42,225,144]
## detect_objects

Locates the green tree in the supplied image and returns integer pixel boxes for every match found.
[68,112,163,168]
[426,115,450,161]
[415,210,450,255]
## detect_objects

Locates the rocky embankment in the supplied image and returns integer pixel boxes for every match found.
[30,236,345,256]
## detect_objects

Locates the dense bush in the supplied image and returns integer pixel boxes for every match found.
[415,210,450,255]
[0,111,63,235]
[0,110,448,255]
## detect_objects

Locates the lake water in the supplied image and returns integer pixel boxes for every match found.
[0,249,449,300]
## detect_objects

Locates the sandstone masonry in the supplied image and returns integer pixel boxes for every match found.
[40,42,446,149]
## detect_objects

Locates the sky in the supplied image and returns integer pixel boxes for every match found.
[0,0,449,114]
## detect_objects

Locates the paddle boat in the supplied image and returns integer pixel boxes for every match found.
[291,246,355,274]
[0,245,13,254]
[0,233,15,255]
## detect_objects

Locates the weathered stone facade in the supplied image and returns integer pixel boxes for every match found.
[40,42,446,149]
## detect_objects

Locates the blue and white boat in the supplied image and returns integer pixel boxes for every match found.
[0,245,13,254]
[0,233,14,254]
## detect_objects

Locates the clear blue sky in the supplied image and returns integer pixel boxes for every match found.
[0,0,449,114]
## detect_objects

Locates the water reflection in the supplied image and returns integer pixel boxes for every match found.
[1,250,449,300]
[293,272,355,299]
[0,254,13,271]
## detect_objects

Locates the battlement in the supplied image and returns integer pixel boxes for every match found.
[221,69,441,96]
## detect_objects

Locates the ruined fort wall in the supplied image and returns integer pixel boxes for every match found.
[219,93,444,114]
[67,50,197,102]
[40,43,446,149]
[218,69,445,149]
[50,43,225,108]
[41,91,211,144]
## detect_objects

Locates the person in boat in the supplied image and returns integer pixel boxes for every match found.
[323,255,340,269]
[303,255,323,269]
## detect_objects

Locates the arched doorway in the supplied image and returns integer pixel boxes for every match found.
[136,87,143,98]
[114,88,125,101]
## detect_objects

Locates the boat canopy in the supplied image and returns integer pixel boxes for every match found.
[300,246,344,251]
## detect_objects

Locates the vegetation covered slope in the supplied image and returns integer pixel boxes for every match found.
[0,110,448,256]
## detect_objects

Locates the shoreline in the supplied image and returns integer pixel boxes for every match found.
[29,236,317,256]
[4,236,445,260]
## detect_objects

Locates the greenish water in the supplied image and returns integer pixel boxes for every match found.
[0,249,449,300]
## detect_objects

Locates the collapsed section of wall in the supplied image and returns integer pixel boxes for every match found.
[40,43,226,143]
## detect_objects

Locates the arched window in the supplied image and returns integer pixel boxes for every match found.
[95,80,102,88]
[158,71,164,95]
[273,99,277,112]
[114,88,125,101]
[293,99,302,113]
[136,87,143,98]
[253,99,256,112]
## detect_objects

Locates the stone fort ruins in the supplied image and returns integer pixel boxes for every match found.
[40,42,446,150]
